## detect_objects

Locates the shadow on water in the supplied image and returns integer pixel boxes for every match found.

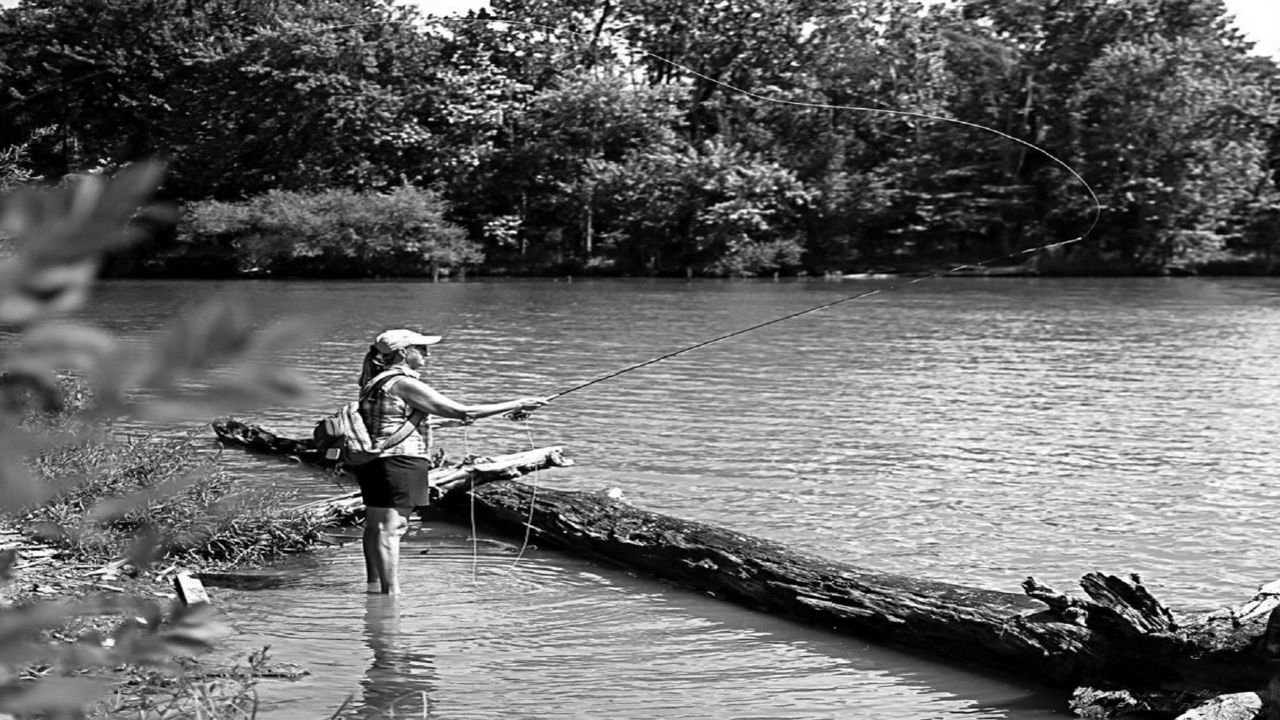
[212,520,1069,720]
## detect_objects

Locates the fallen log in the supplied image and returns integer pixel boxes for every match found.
[282,446,575,526]
[461,482,1277,691]
[212,417,573,500]
[212,418,1279,717]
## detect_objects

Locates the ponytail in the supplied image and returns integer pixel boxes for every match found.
[358,345,389,387]
[359,340,418,386]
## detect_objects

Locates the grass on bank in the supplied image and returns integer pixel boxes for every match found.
[11,373,331,570]
[0,378,340,719]
[22,431,327,570]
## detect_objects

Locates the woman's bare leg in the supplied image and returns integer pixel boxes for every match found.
[362,509,382,593]
[366,506,411,594]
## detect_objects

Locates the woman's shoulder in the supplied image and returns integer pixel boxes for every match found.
[384,373,431,394]
[361,369,421,396]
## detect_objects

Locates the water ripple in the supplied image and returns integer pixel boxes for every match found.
[74,277,1280,717]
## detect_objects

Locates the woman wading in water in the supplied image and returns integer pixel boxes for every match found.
[354,328,547,594]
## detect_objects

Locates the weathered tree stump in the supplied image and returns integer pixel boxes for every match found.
[213,418,1279,717]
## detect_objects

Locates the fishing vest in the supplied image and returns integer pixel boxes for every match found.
[359,369,431,459]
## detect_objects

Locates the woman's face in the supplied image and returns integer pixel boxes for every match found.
[404,345,430,369]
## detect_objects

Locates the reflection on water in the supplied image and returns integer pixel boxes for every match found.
[358,595,436,718]
[51,277,1280,718]
[217,529,1063,720]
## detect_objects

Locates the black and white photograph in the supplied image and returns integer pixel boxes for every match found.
[1,0,1279,717]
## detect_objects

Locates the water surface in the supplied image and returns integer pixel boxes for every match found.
[75,277,1280,718]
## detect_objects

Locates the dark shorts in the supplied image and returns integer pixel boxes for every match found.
[353,455,434,509]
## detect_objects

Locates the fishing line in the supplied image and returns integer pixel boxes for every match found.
[544,237,1078,401]
[277,14,1101,237]
[462,423,479,584]
[509,420,541,570]
[291,14,1103,401]
[4,13,1106,406]
[5,14,1101,246]
[442,15,1104,243]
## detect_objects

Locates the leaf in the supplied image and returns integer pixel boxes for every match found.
[0,598,120,648]
[4,322,120,376]
[0,162,168,323]
[143,296,257,388]
[245,316,320,356]
[0,258,100,324]
[0,429,51,511]
[126,527,162,571]
[1,162,167,264]
[170,600,218,628]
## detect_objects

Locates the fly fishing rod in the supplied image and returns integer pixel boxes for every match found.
[410,19,1108,416]
[513,237,1083,416]
[0,14,1102,413]
[271,16,1103,414]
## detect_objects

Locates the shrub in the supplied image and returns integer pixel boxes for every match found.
[178,186,482,277]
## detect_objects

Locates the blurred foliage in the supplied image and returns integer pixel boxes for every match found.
[25,427,327,567]
[0,0,1277,276]
[0,162,315,716]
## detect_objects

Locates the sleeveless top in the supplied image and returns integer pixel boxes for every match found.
[359,369,431,459]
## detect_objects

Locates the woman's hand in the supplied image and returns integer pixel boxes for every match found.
[518,396,551,411]
[505,396,551,421]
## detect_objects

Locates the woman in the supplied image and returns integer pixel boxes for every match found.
[354,328,547,594]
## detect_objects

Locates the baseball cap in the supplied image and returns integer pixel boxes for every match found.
[373,328,443,354]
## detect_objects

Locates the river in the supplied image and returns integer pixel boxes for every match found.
[75,277,1280,718]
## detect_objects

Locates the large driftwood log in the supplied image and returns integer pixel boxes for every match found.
[459,481,1277,692]
[213,419,1278,714]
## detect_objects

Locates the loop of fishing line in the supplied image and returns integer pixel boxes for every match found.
[5,13,1109,483]
[281,15,1104,404]
[5,13,1101,258]
[510,420,540,570]
[462,424,478,584]
[459,416,538,580]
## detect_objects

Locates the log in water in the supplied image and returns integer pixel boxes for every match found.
[213,418,1280,718]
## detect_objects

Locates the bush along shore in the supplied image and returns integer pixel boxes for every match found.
[0,378,336,718]
[106,186,1280,281]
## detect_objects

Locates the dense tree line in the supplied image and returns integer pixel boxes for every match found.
[1,0,1277,277]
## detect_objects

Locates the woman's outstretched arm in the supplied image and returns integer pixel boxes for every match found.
[393,378,547,422]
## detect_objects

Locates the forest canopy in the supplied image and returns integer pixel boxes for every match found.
[1,0,1276,277]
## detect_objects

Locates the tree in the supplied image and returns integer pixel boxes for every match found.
[589,136,811,276]
[0,0,442,199]
[945,0,1273,270]
[453,73,682,270]
[170,0,438,198]
[1066,36,1277,270]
